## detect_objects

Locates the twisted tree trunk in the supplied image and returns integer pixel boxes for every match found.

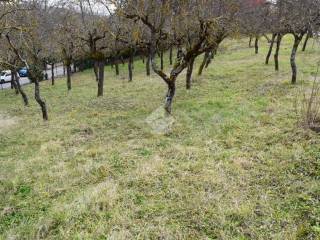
[33,75,48,120]
[165,81,176,114]
[274,34,283,71]
[266,33,276,65]
[13,71,28,106]
[291,34,303,84]
[186,58,195,90]
[205,51,214,68]
[198,51,210,76]
[302,31,312,52]
[11,72,19,94]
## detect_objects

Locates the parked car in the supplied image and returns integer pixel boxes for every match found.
[18,67,28,77]
[0,70,12,84]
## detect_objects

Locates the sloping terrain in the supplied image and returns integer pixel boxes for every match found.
[0,36,319,239]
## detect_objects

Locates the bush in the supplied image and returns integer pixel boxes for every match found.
[296,62,320,132]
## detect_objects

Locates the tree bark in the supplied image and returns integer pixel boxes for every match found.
[198,51,210,76]
[169,47,173,65]
[97,61,104,97]
[291,35,303,84]
[146,53,151,76]
[11,72,19,94]
[266,33,276,65]
[274,34,282,71]
[186,58,195,89]
[160,50,164,70]
[165,81,176,114]
[254,36,259,54]
[93,61,99,81]
[205,51,214,68]
[34,77,48,120]
[13,71,28,106]
[51,63,55,85]
[67,64,72,91]
[302,32,311,52]
[115,62,119,76]
[128,52,133,82]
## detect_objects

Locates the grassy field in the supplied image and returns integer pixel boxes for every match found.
[0,36,320,239]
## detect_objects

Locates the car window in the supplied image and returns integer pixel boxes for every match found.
[0,72,5,76]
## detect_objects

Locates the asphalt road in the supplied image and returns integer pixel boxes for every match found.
[0,64,68,90]
[0,77,30,90]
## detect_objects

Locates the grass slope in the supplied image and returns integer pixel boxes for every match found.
[0,36,320,239]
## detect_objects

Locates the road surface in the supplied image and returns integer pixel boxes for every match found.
[0,63,70,90]
[0,77,30,90]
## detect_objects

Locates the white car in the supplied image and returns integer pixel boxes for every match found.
[0,70,12,84]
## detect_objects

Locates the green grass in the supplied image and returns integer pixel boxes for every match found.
[0,35,320,239]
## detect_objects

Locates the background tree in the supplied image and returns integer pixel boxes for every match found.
[109,0,239,114]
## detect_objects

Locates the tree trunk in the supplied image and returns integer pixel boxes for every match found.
[97,61,104,97]
[186,58,195,89]
[63,65,66,76]
[146,53,151,76]
[205,51,214,68]
[34,77,48,120]
[266,33,277,65]
[198,51,210,76]
[11,72,19,94]
[160,50,164,70]
[254,36,259,54]
[13,71,28,106]
[274,34,282,71]
[164,81,176,114]
[302,32,311,52]
[128,52,133,82]
[93,62,99,81]
[51,63,55,85]
[169,47,173,65]
[67,64,72,91]
[291,35,303,84]
[115,62,119,76]
[249,36,253,48]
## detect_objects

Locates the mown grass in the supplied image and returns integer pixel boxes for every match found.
[0,35,320,239]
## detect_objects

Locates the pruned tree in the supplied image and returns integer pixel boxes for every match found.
[108,0,238,114]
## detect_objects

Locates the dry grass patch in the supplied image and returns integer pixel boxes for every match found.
[0,113,18,133]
